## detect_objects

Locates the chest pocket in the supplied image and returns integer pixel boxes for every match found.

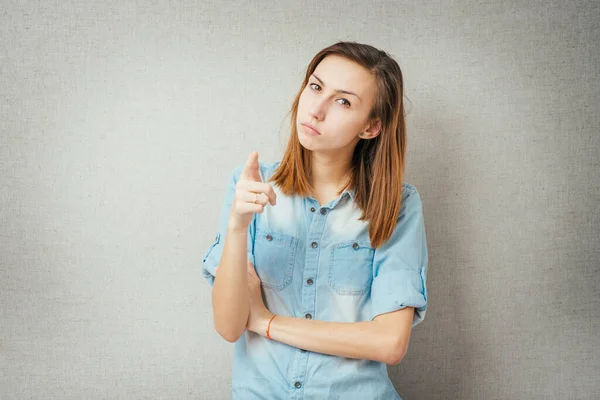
[329,240,374,295]
[253,228,299,291]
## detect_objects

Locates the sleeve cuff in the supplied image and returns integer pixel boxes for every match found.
[201,233,255,288]
[371,267,428,327]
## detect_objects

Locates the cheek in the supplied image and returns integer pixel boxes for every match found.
[332,116,367,144]
[332,111,362,134]
[297,89,310,113]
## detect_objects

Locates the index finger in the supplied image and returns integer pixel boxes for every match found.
[243,181,277,206]
[240,151,262,182]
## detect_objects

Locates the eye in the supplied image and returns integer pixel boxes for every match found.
[308,82,350,107]
[337,98,351,107]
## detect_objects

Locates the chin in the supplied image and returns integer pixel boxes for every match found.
[297,131,316,151]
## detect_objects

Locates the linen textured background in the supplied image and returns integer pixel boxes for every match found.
[1,0,598,398]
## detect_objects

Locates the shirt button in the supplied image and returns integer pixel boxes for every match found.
[352,242,359,249]
[294,381,302,389]
[320,208,327,215]
[266,234,273,241]
[305,313,312,319]
[311,242,318,248]
[306,278,314,285]
[310,207,315,212]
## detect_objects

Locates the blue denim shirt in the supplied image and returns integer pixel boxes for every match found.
[202,161,428,400]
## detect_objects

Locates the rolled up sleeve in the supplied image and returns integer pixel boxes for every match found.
[201,166,255,287]
[371,186,429,327]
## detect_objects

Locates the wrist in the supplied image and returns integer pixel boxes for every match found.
[227,219,249,234]
[260,310,277,337]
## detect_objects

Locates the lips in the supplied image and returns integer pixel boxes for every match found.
[301,123,321,135]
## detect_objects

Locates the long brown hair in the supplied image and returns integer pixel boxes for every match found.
[269,41,407,249]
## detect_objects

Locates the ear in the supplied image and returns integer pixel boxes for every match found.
[360,118,382,139]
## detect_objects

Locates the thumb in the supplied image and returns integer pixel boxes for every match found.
[241,151,262,182]
[247,261,258,278]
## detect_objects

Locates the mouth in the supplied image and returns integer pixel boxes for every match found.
[301,123,321,135]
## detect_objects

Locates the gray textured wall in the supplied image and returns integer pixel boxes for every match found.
[1,1,598,399]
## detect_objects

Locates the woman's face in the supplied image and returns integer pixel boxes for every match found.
[296,55,379,154]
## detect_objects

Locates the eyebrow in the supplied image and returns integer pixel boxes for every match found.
[311,74,361,101]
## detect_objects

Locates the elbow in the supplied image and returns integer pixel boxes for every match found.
[214,318,246,343]
[219,330,244,343]
[211,282,248,343]
[384,338,408,366]
[386,351,406,366]
[215,323,245,343]
[212,306,247,343]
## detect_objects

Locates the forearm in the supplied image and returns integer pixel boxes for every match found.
[262,316,404,365]
[212,222,250,342]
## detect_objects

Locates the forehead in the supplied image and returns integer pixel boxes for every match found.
[312,55,376,99]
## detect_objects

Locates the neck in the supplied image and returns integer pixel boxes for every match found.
[308,152,352,190]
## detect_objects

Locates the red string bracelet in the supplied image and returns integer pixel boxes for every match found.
[266,314,276,339]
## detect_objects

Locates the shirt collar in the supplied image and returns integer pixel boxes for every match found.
[341,188,355,201]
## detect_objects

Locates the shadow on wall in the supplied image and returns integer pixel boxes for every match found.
[387,106,489,399]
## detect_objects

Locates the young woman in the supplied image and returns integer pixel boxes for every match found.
[202,41,428,399]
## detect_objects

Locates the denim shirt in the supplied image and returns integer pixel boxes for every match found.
[202,161,428,400]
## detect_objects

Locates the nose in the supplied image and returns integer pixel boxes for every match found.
[308,97,327,121]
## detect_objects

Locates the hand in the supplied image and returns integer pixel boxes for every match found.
[246,261,273,335]
[228,152,277,231]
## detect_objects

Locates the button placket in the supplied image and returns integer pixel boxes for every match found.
[299,199,326,390]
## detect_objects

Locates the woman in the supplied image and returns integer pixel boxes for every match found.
[202,41,429,399]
